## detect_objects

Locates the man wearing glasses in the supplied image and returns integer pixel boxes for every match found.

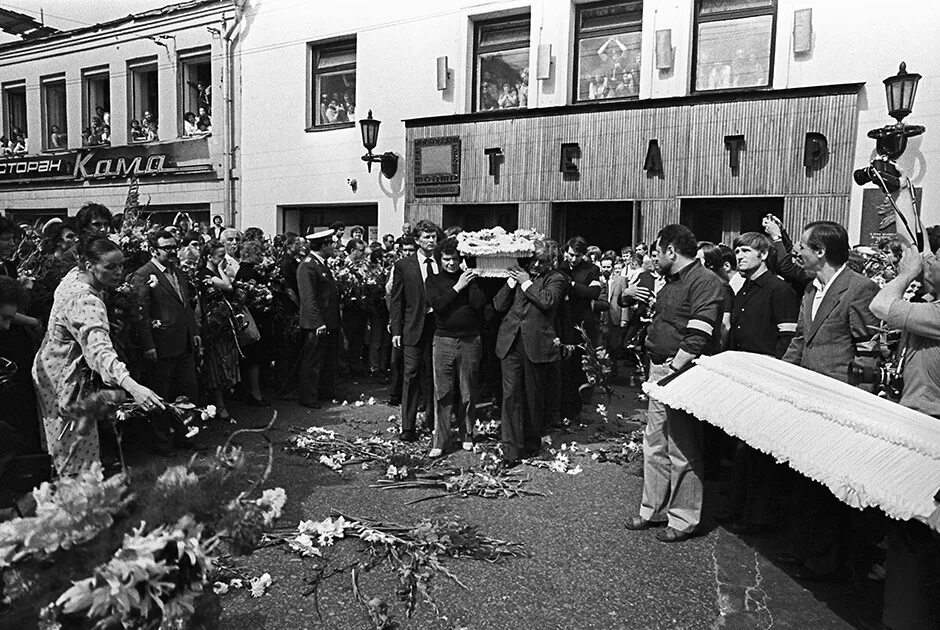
[133,230,200,453]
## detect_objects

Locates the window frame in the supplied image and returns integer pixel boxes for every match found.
[40,74,68,152]
[572,1,644,104]
[471,13,531,113]
[127,56,160,144]
[306,36,357,131]
[2,80,27,141]
[691,0,778,94]
[81,65,111,147]
[178,46,212,138]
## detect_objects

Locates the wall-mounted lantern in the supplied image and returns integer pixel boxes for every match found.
[359,110,399,179]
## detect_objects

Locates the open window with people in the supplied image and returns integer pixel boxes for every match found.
[180,47,211,137]
[82,66,111,147]
[128,58,159,142]
[3,81,28,156]
[474,15,530,111]
[42,76,68,150]
[308,38,356,129]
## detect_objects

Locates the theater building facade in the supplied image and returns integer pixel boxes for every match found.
[238,0,937,246]
[0,0,239,227]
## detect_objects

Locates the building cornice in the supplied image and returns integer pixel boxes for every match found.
[0,0,232,66]
[404,83,865,128]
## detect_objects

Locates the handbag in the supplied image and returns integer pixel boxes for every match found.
[236,306,261,346]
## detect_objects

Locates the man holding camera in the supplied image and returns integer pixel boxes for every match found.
[780,221,880,581]
[869,246,940,630]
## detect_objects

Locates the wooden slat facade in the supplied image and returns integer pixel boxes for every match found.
[405,86,860,239]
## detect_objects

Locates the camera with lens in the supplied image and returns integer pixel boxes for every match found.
[853,159,902,193]
[847,330,904,400]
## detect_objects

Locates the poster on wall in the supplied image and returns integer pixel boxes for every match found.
[860,187,923,246]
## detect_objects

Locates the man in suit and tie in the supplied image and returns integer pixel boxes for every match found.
[389,220,439,441]
[494,243,568,466]
[134,229,200,452]
[780,220,880,580]
[297,228,341,409]
[598,252,626,374]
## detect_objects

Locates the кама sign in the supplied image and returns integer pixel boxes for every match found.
[0,140,212,184]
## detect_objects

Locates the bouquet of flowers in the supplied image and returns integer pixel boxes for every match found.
[331,259,383,307]
[40,515,216,630]
[456,227,543,277]
[235,278,274,313]
[0,463,132,568]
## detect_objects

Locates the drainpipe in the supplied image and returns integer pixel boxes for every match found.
[221,7,240,227]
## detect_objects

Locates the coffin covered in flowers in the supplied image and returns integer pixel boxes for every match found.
[456,227,544,277]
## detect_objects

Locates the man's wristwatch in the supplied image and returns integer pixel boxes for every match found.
[668,363,679,372]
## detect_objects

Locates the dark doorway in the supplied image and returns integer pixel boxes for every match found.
[442,204,518,232]
[554,201,634,252]
[680,197,784,245]
[281,204,378,241]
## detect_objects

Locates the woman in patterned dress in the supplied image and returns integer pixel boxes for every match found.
[32,236,163,476]
[196,241,240,421]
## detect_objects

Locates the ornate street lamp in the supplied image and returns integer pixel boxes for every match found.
[359,110,399,179]
[867,62,925,160]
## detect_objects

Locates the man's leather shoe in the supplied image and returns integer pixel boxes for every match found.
[300,401,322,409]
[656,527,695,543]
[623,517,666,531]
[399,431,418,443]
[501,458,521,470]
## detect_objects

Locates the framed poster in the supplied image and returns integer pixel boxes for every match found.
[414,136,460,196]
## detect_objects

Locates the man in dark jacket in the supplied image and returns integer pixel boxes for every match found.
[389,220,439,441]
[425,237,485,457]
[559,236,602,421]
[296,229,340,408]
[494,243,567,465]
[133,229,200,452]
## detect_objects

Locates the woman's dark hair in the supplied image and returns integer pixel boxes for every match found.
[78,234,121,264]
[369,248,386,265]
[74,203,113,234]
[804,221,850,266]
[183,230,203,245]
[0,275,26,308]
[202,239,225,259]
[243,226,265,242]
[435,236,461,260]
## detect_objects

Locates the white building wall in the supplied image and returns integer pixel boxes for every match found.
[239,0,940,239]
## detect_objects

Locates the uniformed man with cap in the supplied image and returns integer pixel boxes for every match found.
[296,227,341,408]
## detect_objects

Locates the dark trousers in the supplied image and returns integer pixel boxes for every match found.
[342,308,368,374]
[883,519,940,630]
[560,348,586,420]
[298,329,338,405]
[401,319,434,435]
[789,474,849,575]
[389,346,403,402]
[500,334,552,461]
[368,308,391,371]
[431,335,481,449]
[728,441,779,526]
[144,352,198,448]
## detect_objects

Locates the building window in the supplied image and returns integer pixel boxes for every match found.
[82,66,111,147]
[2,81,28,154]
[474,15,530,111]
[693,0,776,92]
[179,47,212,137]
[128,57,159,142]
[308,38,356,128]
[41,75,68,151]
[574,1,643,102]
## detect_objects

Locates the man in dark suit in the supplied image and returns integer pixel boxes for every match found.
[389,220,439,441]
[297,229,340,409]
[494,244,567,465]
[134,229,200,452]
[559,236,602,422]
[781,220,880,580]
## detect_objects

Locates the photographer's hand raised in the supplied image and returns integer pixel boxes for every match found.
[897,246,925,279]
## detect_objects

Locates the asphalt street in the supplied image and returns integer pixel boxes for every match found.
[196,373,882,630]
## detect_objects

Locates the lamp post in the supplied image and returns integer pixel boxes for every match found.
[866,62,925,160]
[359,110,399,179]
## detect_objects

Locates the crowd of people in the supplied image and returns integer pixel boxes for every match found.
[0,203,938,628]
